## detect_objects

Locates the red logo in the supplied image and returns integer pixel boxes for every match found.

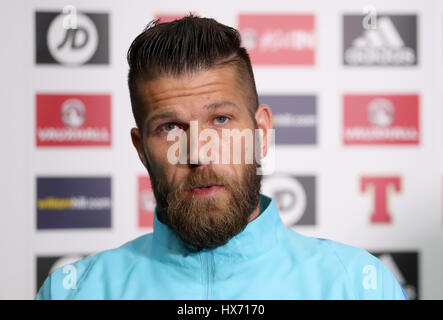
[155,14,184,23]
[36,94,111,147]
[138,176,156,228]
[361,176,401,223]
[238,14,316,65]
[343,95,419,145]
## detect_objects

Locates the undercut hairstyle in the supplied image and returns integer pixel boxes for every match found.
[127,14,259,130]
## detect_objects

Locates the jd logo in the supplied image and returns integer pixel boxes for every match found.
[47,12,98,65]
[57,27,89,50]
[35,11,109,65]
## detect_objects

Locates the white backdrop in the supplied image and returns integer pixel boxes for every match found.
[0,0,442,299]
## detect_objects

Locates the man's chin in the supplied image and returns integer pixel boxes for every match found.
[184,194,232,214]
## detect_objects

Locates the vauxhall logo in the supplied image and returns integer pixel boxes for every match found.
[35,10,109,65]
[36,94,111,147]
[343,94,419,145]
[61,98,86,128]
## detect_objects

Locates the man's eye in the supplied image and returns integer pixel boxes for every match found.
[161,123,179,132]
[214,115,229,125]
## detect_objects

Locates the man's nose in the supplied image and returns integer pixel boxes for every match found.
[186,120,217,167]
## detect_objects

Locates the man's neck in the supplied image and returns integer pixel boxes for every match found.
[248,199,261,223]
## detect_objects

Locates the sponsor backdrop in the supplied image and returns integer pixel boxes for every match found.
[0,0,442,299]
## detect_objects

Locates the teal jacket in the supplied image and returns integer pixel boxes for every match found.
[36,194,407,299]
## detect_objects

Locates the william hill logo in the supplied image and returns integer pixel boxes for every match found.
[37,196,111,210]
[259,95,316,145]
[36,94,111,147]
[37,177,111,229]
[343,14,417,66]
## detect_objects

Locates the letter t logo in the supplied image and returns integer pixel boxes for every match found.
[361,176,401,223]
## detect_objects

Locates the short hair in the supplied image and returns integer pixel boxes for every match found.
[127,14,259,130]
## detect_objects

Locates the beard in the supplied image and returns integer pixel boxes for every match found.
[149,164,262,250]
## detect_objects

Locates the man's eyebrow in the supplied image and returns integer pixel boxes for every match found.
[145,111,177,128]
[145,100,239,128]
[203,100,239,111]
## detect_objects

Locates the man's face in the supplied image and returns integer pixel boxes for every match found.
[131,65,272,249]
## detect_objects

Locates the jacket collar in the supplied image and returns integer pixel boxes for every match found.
[151,194,283,261]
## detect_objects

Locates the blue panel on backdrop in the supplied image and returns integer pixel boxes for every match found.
[259,95,317,145]
[36,177,111,229]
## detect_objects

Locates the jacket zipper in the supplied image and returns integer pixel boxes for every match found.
[202,251,214,299]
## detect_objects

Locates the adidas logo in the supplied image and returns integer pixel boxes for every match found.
[378,253,417,300]
[344,16,416,65]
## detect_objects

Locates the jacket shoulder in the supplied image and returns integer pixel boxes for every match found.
[283,230,407,300]
[35,233,154,300]
[323,239,407,299]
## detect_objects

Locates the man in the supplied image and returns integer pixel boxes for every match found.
[36,15,407,300]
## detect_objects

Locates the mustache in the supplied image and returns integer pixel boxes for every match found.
[176,168,233,194]
[151,164,260,217]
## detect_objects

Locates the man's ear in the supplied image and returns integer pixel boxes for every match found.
[131,127,148,169]
[254,104,273,158]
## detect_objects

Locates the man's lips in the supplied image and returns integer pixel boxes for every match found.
[188,184,224,191]
[186,184,225,197]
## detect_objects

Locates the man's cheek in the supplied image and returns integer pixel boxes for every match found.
[144,149,167,181]
[146,140,168,166]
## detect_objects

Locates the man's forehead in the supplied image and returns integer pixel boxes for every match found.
[138,66,245,111]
